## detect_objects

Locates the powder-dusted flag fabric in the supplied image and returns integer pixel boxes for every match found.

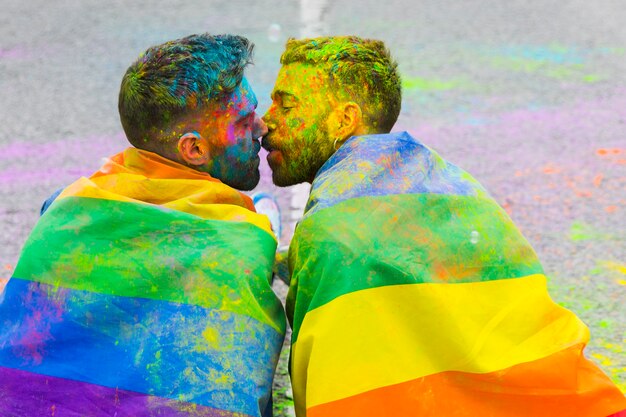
[287,132,626,417]
[0,148,286,417]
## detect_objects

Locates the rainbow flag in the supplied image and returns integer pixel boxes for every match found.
[0,148,286,417]
[286,132,626,417]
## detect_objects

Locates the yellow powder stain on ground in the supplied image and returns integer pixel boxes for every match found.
[600,261,626,285]
[602,261,626,275]
[591,352,612,367]
[613,370,626,393]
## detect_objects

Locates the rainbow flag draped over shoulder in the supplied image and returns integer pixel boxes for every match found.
[0,148,286,417]
[287,132,626,417]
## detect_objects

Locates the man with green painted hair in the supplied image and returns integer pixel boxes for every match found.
[262,36,626,417]
[263,36,400,187]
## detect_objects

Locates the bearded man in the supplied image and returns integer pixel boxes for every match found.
[262,35,626,417]
[0,34,285,417]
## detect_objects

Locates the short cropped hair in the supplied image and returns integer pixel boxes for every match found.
[280,36,401,132]
[118,33,253,150]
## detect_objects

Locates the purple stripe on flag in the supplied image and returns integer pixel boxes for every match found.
[0,366,249,417]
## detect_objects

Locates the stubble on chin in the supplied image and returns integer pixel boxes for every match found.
[237,173,260,191]
[271,168,297,187]
[269,130,331,186]
[272,160,320,187]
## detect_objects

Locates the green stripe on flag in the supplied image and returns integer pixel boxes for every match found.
[288,193,543,342]
[14,196,283,332]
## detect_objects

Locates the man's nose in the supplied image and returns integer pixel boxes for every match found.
[253,114,268,138]
[261,111,275,130]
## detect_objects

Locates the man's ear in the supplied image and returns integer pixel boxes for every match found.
[177,132,210,166]
[328,102,363,143]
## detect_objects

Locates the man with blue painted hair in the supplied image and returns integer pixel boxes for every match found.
[1,33,285,417]
[118,33,266,191]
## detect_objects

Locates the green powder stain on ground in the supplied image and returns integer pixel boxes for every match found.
[568,221,617,241]
[402,77,461,91]
[487,56,602,82]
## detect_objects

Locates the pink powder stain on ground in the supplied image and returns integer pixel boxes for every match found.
[406,93,626,167]
[0,133,126,186]
[0,167,93,186]
[0,134,125,161]
[398,92,626,237]
[0,47,30,60]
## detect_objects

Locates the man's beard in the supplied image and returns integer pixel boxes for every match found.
[233,168,261,191]
[270,126,331,187]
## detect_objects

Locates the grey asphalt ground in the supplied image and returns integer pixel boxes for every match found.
[1,0,625,414]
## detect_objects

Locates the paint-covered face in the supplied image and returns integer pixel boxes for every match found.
[262,63,336,186]
[196,78,267,190]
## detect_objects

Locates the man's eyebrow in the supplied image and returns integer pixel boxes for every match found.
[238,97,257,119]
[239,106,255,120]
[271,89,296,100]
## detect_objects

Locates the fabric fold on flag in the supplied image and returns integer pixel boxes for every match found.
[287,132,626,417]
[0,147,286,417]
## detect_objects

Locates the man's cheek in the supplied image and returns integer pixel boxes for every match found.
[286,146,315,172]
[281,139,304,164]
[224,125,237,145]
[287,117,305,131]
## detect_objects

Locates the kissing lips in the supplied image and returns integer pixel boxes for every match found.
[262,135,283,166]
[266,148,283,167]
[261,134,274,152]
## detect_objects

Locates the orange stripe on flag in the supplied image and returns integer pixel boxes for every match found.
[308,344,626,417]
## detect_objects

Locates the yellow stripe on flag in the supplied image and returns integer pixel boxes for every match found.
[292,274,589,410]
[57,176,274,236]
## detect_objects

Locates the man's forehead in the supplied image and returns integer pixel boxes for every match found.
[236,77,257,106]
[274,63,328,93]
[216,76,257,114]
